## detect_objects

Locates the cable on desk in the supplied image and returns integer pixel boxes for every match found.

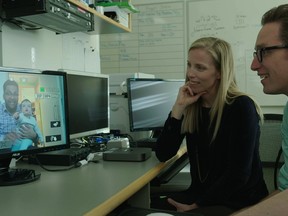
[33,152,99,172]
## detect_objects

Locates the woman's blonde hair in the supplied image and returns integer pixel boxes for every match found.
[182,37,262,142]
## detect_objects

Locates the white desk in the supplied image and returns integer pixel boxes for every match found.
[0,147,186,216]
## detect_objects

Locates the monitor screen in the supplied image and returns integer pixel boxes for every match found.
[0,67,69,185]
[66,72,110,140]
[127,78,185,132]
[0,68,69,158]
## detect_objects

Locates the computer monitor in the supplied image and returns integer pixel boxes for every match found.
[66,72,110,140]
[127,78,185,135]
[0,67,69,186]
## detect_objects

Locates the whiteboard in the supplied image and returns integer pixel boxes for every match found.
[100,1,186,79]
[100,0,288,106]
[187,0,287,106]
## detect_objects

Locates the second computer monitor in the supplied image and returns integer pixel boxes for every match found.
[66,72,110,140]
[126,78,184,133]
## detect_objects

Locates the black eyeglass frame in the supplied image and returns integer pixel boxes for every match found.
[253,45,288,63]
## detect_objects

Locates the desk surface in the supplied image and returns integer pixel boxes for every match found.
[0,147,186,216]
[232,189,288,216]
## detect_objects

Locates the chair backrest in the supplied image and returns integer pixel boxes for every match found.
[259,114,283,166]
[259,113,283,190]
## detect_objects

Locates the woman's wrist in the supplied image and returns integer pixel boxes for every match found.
[171,105,184,119]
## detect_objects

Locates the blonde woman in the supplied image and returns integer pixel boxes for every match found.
[152,37,268,216]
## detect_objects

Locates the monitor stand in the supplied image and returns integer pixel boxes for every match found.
[0,158,41,186]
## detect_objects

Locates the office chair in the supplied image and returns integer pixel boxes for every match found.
[259,114,283,190]
[274,147,283,190]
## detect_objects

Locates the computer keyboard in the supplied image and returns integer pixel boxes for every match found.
[132,138,157,150]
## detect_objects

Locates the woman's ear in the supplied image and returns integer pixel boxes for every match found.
[216,70,221,80]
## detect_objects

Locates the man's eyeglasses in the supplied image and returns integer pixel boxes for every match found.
[253,45,288,63]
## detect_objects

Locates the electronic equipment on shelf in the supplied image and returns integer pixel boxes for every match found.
[3,0,94,33]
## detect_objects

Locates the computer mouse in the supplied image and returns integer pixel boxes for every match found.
[146,213,174,216]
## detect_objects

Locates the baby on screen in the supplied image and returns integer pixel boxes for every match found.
[11,99,44,151]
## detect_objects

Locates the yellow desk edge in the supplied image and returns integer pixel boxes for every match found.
[85,146,187,216]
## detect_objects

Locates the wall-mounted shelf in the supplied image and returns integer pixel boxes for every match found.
[67,0,131,34]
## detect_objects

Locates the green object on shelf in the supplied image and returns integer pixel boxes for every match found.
[97,2,139,13]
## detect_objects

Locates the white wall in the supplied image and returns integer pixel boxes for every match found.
[0,22,101,75]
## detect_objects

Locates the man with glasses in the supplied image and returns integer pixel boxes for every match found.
[251,4,288,191]
[0,79,37,151]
